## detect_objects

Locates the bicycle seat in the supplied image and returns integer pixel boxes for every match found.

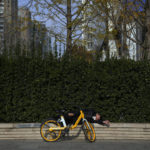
[56,109,66,115]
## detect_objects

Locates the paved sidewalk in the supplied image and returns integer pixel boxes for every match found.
[0,140,150,150]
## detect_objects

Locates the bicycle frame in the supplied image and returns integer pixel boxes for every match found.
[49,110,86,131]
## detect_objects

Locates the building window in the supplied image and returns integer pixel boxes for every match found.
[88,42,93,50]
[88,33,93,40]
[0,6,4,14]
[0,18,3,23]
[0,26,3,30]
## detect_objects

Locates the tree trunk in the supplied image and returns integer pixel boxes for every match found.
[145,0,150,59]
[105,5,110,60]
[122,21,129,58]
[121,0,129,59]
[66,0,72,55]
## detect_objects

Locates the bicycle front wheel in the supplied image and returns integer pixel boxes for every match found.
[83,121,96,142]
[40,119,62,142]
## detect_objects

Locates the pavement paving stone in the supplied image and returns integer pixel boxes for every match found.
[0,140,150,150]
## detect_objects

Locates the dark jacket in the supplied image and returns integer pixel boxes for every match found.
[64,109,104,125]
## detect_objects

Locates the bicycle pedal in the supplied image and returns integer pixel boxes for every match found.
[64,127,69,133]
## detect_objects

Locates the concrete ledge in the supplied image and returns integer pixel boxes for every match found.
[0,123,150,140]
[1,123,150,128]
[0,123,41,128]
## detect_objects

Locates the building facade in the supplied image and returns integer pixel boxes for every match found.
[0,0,56,57]
[0,0,4,52]
[18,7,32,55]
[0,0,18,53]
[18,8,50,56]
[31,21,48,56]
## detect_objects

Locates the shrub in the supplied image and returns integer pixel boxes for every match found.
[0,55,150,123]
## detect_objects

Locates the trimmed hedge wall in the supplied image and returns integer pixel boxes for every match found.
[0,55,150,123]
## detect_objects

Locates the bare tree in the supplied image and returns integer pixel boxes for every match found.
[92,0,149,60]
[20,0,150,60]
[25,0,92,55]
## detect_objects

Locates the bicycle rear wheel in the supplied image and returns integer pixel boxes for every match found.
[40,119,62,142]
[83,121,96,142]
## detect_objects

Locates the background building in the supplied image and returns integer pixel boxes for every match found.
[81,0,144,61]
[0,0,63,57]
[18,7,32,55]
[0,0,18,53]
[4,0,18,49]
[18,8,50,56]
[31,21,49,56]
[0,0,4,52]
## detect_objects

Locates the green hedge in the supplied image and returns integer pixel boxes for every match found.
[0,55,150,123]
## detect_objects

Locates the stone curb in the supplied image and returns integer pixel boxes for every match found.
[0,123,150,140]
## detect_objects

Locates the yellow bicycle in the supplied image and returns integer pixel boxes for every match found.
[40,109,96,142]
